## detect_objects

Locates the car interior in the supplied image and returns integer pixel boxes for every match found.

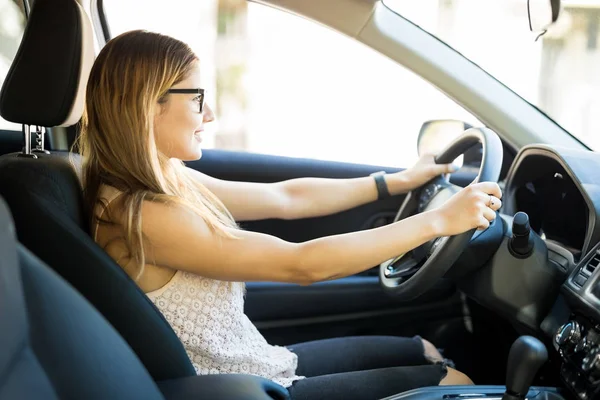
[0,0,598,399]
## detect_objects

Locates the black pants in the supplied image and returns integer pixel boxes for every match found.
[286,336,448,400]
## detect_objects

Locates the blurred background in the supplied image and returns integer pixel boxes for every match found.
[1,0,599,167]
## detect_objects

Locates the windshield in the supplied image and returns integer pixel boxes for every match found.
[384,0,600,150]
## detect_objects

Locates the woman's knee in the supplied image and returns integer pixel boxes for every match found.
[439,367,474,385]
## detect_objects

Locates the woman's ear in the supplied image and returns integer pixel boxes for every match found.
[153,100,165,123]
[152,103,163,141]
[155,97,166,114]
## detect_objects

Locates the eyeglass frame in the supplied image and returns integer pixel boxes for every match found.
[166,88,205,113]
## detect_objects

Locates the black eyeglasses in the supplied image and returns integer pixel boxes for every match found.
[167,88,205,113]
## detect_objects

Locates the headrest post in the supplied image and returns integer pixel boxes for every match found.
[18,124,37,159]
[32,126,50,154]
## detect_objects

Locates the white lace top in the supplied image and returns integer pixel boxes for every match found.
[94,185,304,387]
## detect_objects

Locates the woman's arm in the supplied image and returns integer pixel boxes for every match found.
[270,174,406,220]
[186,154,456,221]
[140,182,501,285]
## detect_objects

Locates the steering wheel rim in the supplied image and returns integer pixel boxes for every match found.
[379,127,503,300]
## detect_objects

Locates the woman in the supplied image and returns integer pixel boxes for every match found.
[79,30,502,399]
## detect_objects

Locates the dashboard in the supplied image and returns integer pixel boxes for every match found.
[502,145,600,399]
[504,146,600,262]
[512,156,588,259]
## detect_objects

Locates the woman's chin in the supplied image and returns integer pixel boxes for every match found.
[190,149,203,161]
[178,148,203,162]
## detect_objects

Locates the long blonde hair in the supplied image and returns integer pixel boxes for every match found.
[76,30,237,280]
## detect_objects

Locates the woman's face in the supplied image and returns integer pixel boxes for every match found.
[154,63,214,160]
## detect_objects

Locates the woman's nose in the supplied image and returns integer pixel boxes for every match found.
[203,104,215,123]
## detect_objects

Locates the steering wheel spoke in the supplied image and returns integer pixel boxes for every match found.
[383,251,422,279]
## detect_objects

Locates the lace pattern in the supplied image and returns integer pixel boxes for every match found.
[146,271,304,387]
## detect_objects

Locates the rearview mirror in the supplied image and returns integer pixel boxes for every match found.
[417,120,472,157]
[528,0,561,33]
[417,120,483,168]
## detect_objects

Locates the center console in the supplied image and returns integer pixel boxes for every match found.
[554,318,600,399]
[382,386,563,400]
[555,241,600,399]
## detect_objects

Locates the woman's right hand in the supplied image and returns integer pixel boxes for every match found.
[432,182,502,237]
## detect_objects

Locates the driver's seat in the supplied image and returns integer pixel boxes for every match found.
[0,0,197,383]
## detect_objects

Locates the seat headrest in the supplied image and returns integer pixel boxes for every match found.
[0,0,95,128]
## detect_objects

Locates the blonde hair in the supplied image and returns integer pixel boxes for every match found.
[76,30,237,280]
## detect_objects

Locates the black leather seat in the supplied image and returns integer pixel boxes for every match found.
[0,0,288,397]
[0,197,289,400]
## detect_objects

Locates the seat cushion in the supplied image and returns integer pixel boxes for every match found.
[0,198,59,400]
[0,196,162,399]
[19,245,164,400]
[157,374,290,400]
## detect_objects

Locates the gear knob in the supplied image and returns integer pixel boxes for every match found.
[502,336,548,400]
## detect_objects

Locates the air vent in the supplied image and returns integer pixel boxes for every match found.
[585,253,600,275]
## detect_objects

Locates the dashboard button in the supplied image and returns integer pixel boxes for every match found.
[574,273,588,287]
[582,347,600,372]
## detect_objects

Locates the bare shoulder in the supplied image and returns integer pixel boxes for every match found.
[97,191,208,234]
[140,197,214,242]
[95,192,214,251]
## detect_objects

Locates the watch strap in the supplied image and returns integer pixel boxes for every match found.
[371,171,390,200]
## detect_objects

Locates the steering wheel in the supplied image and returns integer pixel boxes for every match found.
[379,127,503,300]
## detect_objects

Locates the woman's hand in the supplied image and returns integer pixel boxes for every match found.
[431,182,502,236]
[388,153,459,194]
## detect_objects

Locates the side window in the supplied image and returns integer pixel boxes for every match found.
[0,0,26,131]
[103,1,480,167]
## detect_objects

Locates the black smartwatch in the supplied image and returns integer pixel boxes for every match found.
[370,171,390,200]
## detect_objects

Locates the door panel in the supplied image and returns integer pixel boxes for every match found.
[245,277,456,323]
[250,279,464,347]
[188,149,469,343]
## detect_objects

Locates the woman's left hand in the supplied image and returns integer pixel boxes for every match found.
[388,153,459,195]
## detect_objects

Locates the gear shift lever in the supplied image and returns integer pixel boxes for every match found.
[502,336,548,400]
